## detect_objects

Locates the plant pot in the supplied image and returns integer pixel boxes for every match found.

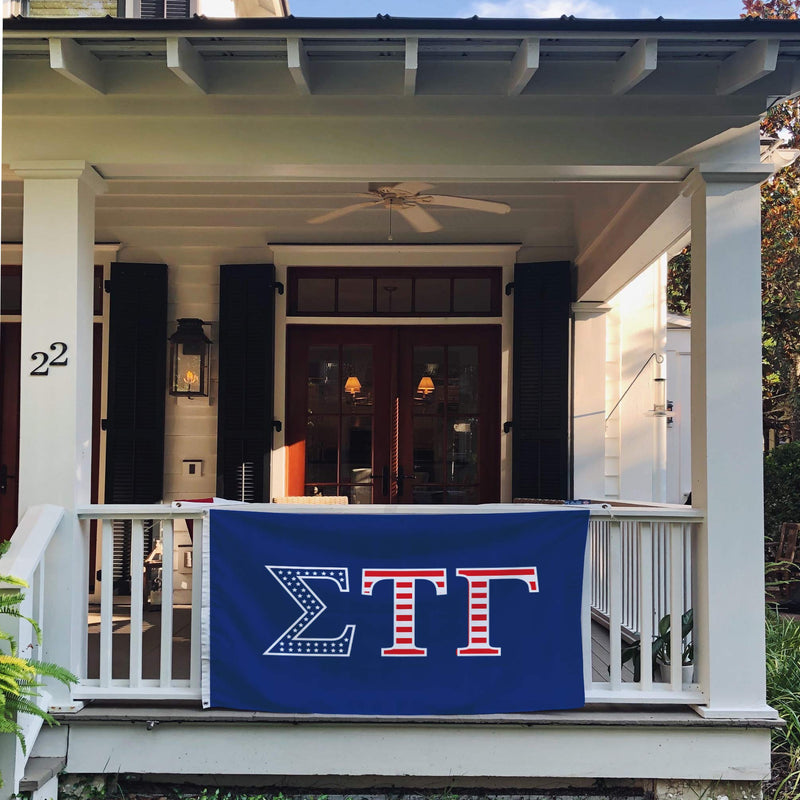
[658,663,695,684]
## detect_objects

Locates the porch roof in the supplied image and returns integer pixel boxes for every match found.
[4,14,798,299]
[6,15,800,86]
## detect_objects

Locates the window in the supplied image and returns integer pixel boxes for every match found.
[288,268,501,317]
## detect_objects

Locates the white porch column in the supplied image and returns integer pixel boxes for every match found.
[688,165,775,718]
[11,160,106,710]
[572,302,609,500]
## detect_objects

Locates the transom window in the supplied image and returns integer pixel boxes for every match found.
[287,268,502,317]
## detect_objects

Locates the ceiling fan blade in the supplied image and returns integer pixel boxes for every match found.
[307,201,380,224]
[396,204,442,233]
[390,181,435,197]
[425,195,511,215]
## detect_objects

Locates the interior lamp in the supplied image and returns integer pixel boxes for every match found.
[417,376,435,396]
[344,376,362,396]
[169,318,212,398]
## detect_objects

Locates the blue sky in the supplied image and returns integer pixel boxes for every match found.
[289,0,745,20]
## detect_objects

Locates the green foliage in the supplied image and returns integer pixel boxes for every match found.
[766,610,800,752]
[667,246,691,316]
[0,539,77,784]
[764,443,800,543]
[764,610,800,800]
[620,609,693,682]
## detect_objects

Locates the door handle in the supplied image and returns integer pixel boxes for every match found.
[0,464,14,495]
[394,468,416,497]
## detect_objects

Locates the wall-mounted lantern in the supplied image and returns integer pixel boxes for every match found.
[169,318,212,398]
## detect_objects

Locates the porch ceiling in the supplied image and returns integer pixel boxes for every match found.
[1,174,665,275]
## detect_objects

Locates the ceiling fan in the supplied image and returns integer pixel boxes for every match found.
[307,182,511,234]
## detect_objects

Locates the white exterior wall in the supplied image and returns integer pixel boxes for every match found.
[163,261,220,503]
[666,320,692,504]
[572,303,609,500]
[604,256,668,503]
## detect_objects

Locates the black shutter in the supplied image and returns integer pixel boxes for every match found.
[139,0,189,17]
[217,264,275,502]
[105,263,167,504]
[512,261,571,501]
[164,0,190,17]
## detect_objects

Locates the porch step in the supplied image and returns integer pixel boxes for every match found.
[19,756,65,792]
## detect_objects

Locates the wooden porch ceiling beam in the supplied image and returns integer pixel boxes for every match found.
[611,38,657,95]
[717,38,778,95]
[166,37,208,94]
[287,37,311,95]
[404,36,418,96]
[507,38,539,96]
[49,38,104,94]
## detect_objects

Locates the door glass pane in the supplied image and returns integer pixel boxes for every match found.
[307,347,339,413]
[412,346,444,415]
[447,346,479,413]
[341,345,374,410]
[340,416,373,483]
[297,278,335,313]
[413,484,445,504]
[444,486,479,504]
[453,278,492,313]
[413,416,444,485]
[448,417,479,485]
[338,279,374,313]
[415,278,450,313]
[0,268,21,315]
[376,279,412,313]
[305,416,339,486]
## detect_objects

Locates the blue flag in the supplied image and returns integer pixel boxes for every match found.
[206,507,589,715]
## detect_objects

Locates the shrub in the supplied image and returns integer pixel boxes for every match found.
[764,442,800,543]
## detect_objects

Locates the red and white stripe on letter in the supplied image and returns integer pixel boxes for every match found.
[362,569,447,656]
[456,567,539,656]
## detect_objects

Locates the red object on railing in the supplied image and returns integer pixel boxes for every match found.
[177,498,214,541]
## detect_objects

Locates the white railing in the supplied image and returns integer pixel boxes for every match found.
[74,503,703,707]
[0,504,65,792]
[75,504,205,701]
[586,505,703,704]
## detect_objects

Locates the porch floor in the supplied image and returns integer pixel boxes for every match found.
[86,602,629,685]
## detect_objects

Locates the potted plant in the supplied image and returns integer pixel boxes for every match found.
[621,608,694,683]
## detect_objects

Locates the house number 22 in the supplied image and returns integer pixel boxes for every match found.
[30,342,69,376]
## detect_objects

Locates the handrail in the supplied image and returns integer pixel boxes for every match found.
[77,504,206,520]
[77,502,703,522]
[0,504,64,585]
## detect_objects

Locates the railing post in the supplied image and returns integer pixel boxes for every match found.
[41,513,88,711]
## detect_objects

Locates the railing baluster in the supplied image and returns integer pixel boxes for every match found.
[608,519,623,689]
[129,519,145,687]
[190,514,203,689]
[669,521,684,690]
[100,520,114,688]
[160,519,174,687]
[582,529,592,690]
[638,521,653,692]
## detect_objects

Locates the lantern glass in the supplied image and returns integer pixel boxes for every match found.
[169,318,211,397]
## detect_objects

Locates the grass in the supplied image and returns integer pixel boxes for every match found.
[765,608,800,800]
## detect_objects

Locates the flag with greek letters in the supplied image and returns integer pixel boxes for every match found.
[204,506,589,715]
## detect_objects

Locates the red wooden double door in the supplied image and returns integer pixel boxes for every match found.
[286,325,500,504]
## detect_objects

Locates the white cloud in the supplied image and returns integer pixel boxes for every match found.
[470,0,615,17]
